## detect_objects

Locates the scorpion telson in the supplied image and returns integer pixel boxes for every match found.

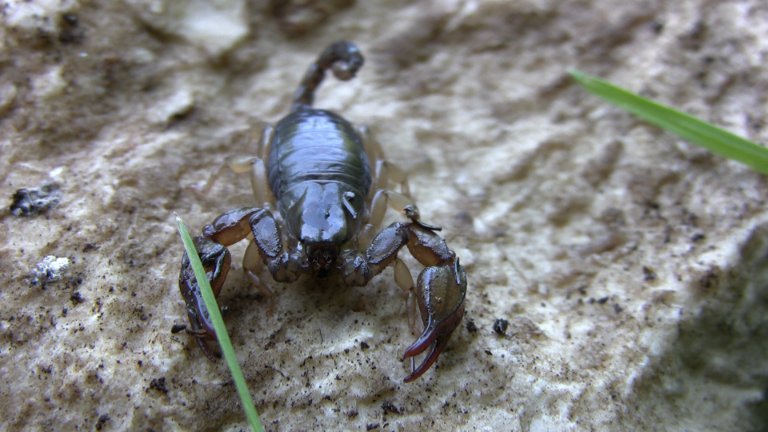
[178,41,467,382]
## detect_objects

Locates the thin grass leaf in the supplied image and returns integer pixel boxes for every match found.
[176,215,265,432]
[570,70,768,175]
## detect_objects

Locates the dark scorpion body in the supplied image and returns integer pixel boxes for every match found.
[179,41,467,382]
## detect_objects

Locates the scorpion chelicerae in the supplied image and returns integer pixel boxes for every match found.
[178,41,467,382]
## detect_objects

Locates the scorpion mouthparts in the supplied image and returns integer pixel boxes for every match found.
[306,242,339,274]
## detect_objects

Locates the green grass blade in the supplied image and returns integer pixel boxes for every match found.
[570,70,768,175]
[176,215,265,432]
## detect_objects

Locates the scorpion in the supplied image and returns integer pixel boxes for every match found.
[178,41,467,382]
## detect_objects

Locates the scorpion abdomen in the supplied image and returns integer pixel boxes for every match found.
[268,108,372,200]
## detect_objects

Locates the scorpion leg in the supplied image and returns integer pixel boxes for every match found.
[242,241,267,291]
[342,222,466,382]
[374,159,411,198]
[357,124,418,246]
[358,125,412,198]
[189,124,274,204]
[190,125,263,194]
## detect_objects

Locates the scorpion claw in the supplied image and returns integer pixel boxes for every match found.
[403,337,450,383]
[401,259,467,382]
[178,236,231,360]
[193,331,222,361]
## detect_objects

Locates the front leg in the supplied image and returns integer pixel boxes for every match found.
[342,222,467,382]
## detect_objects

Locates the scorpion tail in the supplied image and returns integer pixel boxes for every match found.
[291,41,365,112]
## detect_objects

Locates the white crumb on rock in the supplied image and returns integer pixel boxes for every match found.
[30,255,71,286]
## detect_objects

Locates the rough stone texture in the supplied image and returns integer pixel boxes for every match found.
[1,1,767,431]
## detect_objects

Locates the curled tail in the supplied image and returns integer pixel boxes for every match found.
[291,41,365,112]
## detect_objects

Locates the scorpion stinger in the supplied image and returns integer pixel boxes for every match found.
[178,41,467,383]
[291,41,364,112]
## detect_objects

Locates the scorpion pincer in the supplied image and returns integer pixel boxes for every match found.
[178,41,467,382]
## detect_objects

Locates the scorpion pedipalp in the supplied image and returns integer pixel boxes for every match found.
[342,221,467,382]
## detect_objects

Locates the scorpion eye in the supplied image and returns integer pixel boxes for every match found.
[342,191,357,219]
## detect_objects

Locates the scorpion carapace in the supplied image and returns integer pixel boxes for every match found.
[179,41,467,383]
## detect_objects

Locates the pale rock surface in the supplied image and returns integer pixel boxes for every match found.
[1,1,767,431]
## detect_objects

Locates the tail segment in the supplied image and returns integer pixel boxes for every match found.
[291,41,365,112]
